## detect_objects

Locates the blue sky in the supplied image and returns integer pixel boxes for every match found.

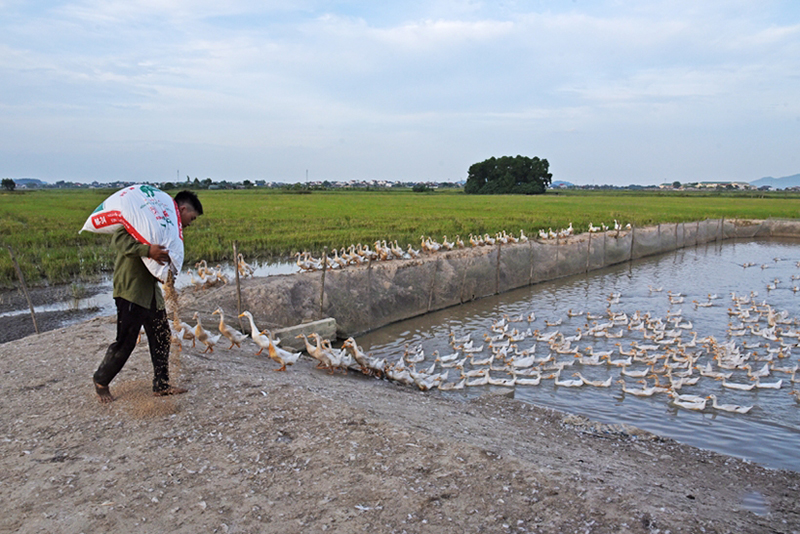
[2,0,799,185]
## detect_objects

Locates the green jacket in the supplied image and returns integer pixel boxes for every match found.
[111,227,165,311]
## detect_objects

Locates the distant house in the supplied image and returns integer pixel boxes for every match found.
[13,178,46,188]
[696,181,754,190]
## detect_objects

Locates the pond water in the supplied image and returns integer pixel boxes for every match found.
[355,238,800,472]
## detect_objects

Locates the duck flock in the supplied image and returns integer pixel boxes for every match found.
[292,221,613,272]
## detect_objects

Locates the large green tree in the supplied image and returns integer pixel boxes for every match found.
[464,155,552,195]
[2,178,16,191]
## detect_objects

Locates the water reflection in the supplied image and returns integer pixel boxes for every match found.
[356,238,800,472]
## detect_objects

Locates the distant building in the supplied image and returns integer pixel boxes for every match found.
[696,181,754,190]
[13,178,47,188]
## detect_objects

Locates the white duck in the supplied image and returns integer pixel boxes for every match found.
[296,333,334,373]
[706,394,753,414]
[617,379,660,397]
[462,340,485,353]
[403,345,426,363]
[668,391,707,411]
[671,391,706,404]
[449,331,471,345]
[411,371,443,391]
[620,365,650,378]
[696,362,732,379]
[322,338,347,370]
[172,316,196,348]
[511,354,537,369]
[386,363,413,385]
[574,372,612,387]
[465,371,489,387]
[751,377,782,389]
[604,355,633,367]
[745,362,771,378]
[575,349,604,366]
[436,350,461,365]
[238,311,271,356]
[513,371,542,386]
[438,378,466,391]
[262,330,301,371]
[554,369,584,387]
[442,356,468,369]
[486,373,516,387]
[463,366,490,378]
[470,354,494,367]
[721,379,756,391]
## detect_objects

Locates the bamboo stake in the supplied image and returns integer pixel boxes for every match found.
[495,240,501,294]
[367,256,373,331]
[528,237,534,285]
[233,242,243,332]
[7,245,39,335]
[629,224,635,260]
[585,232,591,273]
[319,247,327,318]
[427,258,439,312]
[554,235,560,278]
[460,255,471,303]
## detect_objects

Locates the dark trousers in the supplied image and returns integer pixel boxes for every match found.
[94,297,172,392]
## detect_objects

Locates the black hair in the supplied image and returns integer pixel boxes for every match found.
[175,190,203,215]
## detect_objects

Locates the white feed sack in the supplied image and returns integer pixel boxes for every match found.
[80,184,184,282]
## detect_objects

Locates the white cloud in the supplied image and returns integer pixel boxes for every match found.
[1,1,799,184]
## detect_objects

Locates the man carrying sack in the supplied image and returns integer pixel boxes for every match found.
[93,190,203,404]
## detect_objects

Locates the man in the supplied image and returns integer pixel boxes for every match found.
[93,190,203,404]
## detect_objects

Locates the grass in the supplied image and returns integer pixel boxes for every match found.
[1,187,798,288]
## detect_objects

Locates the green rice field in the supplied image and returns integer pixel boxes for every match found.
[1,187,798,287]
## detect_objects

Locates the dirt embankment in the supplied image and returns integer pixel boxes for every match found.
[1,316,799,533]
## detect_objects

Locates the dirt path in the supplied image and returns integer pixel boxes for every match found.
[1,316,799,533]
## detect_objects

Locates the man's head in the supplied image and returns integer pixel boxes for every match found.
[175,190,203,228]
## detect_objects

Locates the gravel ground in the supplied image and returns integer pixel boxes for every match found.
[1,315,799,534]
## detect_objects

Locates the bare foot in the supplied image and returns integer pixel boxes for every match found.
[94,381,114,404]
[153,386,188,397]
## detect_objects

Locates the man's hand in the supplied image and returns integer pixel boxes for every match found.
[148,244,170,264]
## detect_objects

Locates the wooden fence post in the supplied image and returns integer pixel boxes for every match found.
[495,240,501,294]
[7,245,39,335]
[585,232,591,273]
[319,247,327,318]
[232,242,244,331]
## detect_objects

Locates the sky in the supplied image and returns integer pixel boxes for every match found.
[1,1,799,186]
